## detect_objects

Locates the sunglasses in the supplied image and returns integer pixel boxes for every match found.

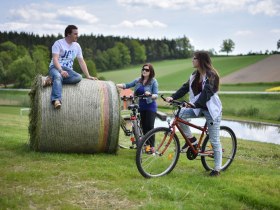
[142,68,150,72]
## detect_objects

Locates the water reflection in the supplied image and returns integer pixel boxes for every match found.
[155,118,280,145]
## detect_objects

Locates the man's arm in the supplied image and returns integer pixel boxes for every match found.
[77,57,97,80]
[52,54,63,72]
[53,53,69,78]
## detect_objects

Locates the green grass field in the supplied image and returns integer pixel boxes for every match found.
[0,106,279,209]
[0,55,279,209]
[99,55,271,90]
[1,54,280,124]
[156,93,280,124]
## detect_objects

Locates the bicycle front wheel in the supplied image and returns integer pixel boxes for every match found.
[201,126,237,171]
[136,127,180,178]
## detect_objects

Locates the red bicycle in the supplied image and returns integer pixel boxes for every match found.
[119,94,150,149]
[136,95,237,178]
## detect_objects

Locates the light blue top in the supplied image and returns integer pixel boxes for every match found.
[123,77,158,104]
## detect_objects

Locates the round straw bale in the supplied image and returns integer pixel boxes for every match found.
[29,75,120,153]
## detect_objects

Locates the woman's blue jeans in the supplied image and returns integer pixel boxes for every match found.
[49,66,82,103]
[178,108,222,171]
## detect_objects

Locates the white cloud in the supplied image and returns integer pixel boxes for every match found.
[117,0,248,9]
[248,0,280,16]
[113,19,167,29]
[117,0,280,16]
[10,3,57,22]
[58,7,98,24]
[0,22,30,31]
[235,30,253,36]
[0,21,66,35]
[9,3,98,24]
[270,29,280,34]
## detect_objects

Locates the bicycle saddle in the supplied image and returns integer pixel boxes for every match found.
[128,104,139,110]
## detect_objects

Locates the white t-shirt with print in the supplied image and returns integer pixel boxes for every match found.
[49,38,83,69]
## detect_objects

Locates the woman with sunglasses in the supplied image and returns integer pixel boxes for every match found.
[166,51,222,177]
[117,63,158,151]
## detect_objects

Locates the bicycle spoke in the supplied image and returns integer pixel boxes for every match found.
[201,126,237,171]
[136,127,180,178]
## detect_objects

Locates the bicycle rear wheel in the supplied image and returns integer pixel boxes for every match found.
[119,119,134,149]
[201,126,237,171]
[132,119,143,147]
[136,127,180,178]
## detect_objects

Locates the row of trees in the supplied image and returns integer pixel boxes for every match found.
[0,31,194,72]
[1,31,277,88]
[0,31,195,88]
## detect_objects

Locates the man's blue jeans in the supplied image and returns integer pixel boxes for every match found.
[178,108,222,171]
[49,66,82,103]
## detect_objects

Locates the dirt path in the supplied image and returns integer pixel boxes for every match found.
[221,54,280,84]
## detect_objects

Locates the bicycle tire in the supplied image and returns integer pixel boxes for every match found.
[136,127,180,178]
[132,119,143,147]
[201,126,237,171]
[119,119,134,149]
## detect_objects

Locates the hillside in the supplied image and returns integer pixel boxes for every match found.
[221,54,280,84]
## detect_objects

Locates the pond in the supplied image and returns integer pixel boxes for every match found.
[155,118,280,145]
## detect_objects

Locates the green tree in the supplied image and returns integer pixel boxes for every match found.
[208,48,217,56]
[0,60,9,88]
[0,50,15,87]
[159,42,170,59]
[220,39,235,55]
[277,39,280,50]
[9,55,36,88]
[115,42,131,67]
[0,51,13,70]
[175,36,193,58]
[31,45,50,75]
[73,59,97,77]
[85,59,97,77]
[0,41,18,60]
[107,47,121,69]
[83,48,94,60]
[16,45,29,59]
[94,50,109,71]
[128,40,146,64]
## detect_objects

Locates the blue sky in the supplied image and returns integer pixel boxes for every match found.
[1,0,279,55]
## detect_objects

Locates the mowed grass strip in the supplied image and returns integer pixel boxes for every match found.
[99,55,269,90]
[0,107,279,209]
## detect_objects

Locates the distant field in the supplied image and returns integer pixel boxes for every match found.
[99,55,270,90]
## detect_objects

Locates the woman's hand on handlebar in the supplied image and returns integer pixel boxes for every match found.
[144,91,151,96]
[144,91,157,99]
[165,96,173,102]
[184,102,195,108]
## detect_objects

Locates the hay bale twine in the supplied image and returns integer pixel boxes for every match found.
[29,75,120,153]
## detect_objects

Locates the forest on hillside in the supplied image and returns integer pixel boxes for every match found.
[0,31,277,88]
[0,31,196,88]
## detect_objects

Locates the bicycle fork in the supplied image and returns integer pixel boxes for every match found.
[156,127,175,156]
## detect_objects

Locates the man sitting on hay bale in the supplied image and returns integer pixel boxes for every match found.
[44,25,97,109]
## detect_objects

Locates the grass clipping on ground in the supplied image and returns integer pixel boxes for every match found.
[29,75,120,154]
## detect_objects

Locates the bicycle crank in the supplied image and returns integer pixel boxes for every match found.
[186,148,198,160]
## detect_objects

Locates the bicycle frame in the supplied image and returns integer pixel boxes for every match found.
[174,117,207,155]
[158,99,208,156]
[136,95,237,178]
[119,94,149,149]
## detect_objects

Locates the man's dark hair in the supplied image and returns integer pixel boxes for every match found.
[64,25,78,37]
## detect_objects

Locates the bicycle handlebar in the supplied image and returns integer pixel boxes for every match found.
[121,94,152,101]
[161,95,185,106]
[160,94,196,108]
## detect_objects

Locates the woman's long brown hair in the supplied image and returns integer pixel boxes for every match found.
[193,51,220,92]
[139,63,155,85]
